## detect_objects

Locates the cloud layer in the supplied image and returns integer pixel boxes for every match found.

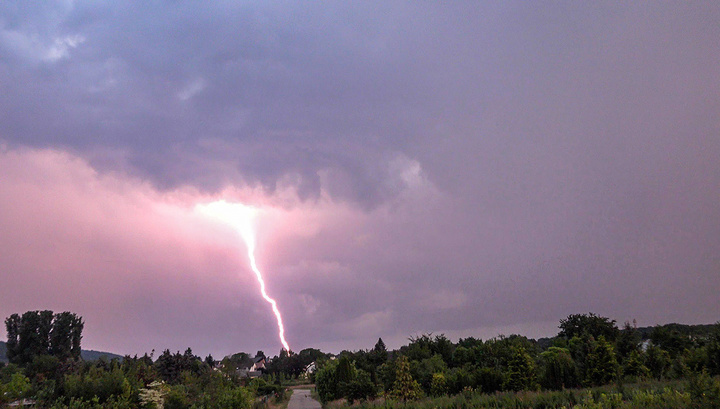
[0,2,719,357]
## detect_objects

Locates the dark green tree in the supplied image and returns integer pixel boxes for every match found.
[369,337,388,368]
[559,313,619,342]
[622,349,649,378]
[204,354,215,368]
[334,354,358,399]
[5,311,83,365]
[50,311,83,361]
[540,346,579,390]
[645,344,671,379]
[475,366,505,394]
[704,323,720,376]
[504,347,537,391]
[586,336,619,385]
[374,338,386,354]
[411,354,447,394]
[5,314,20,364]
[616,321,641,364]
[377,358,398,392]
[315,359,339,403]
[344,369,376,404]
[451,346,475,367]
[650,325,692,358]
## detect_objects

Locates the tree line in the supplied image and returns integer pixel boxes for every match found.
[310,313,720,404]
[0,310,283,408]
[2,310,719,408]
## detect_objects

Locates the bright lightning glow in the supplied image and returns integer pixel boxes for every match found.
[196,200,290,352]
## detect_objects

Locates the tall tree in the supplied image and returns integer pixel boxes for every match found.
[50,312,83,361]
[586,336,619,385]
[374,338,387,354]
[5,314,20,364]
[5,311,83,365]
[205,354,215,368]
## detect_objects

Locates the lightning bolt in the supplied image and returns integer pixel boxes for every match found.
[196,200,290,352]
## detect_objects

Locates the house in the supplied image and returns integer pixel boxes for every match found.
[304,361,316,378]
[250,355,266,371]
[237,354,266,378]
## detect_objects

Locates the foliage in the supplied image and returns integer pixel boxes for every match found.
[314,355,376,403]
[559,313,619,342]
[686,370,720,409]
[389,355,422,401]
[154,348,204,384]
[191,384,253,409]
[264,347,326,379]
[401,334,454,364]
[336,355,356,385]
[62,365,133,405]
[337,381,700,409]
[164,384,191,409]
[4,310,720,408]
[315,358,339,403]
[504,346,537,391]
[705,324,720,376]
[586,336,619,386]
[377,358,397,392]
[3,372,31,402]
[622,349,649,378]
[651,325,694,358]
[410,353,446,393]
[540,346,579,390]
[5,311,83,365]
[429,372,448,396]
[344,369,376,404]
[646,344,671,379]
[616,321,641,364]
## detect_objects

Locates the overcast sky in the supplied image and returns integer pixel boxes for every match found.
[1,1,719,358]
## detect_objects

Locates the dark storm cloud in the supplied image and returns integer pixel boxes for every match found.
[0,1,451,204]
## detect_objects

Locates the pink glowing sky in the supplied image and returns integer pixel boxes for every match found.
[1,2,719,358]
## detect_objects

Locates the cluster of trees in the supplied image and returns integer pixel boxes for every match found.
[3,310,719,407]
[0,311,281,409]
[263,347,325,378]
[310,313,720,404]
[0,349,264,409]
[5,311,83,365]
[315,339,389,404]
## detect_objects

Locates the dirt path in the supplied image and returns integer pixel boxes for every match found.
[287,388,321,409]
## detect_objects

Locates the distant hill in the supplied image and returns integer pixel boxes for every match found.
[636,322,718,340]
[80,349,124,362]
[0,341,122,363]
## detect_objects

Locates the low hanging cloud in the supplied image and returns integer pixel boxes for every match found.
[0,146,449,356]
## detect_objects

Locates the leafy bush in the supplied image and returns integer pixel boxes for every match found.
[315,359,339,403]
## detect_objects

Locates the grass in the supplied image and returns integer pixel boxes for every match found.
[321,376,720,409]
[255,387,293,409]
